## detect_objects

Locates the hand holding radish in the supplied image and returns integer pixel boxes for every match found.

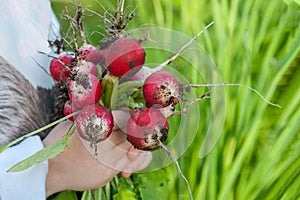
[43,112,152,197]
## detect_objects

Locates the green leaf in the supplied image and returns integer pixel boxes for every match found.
[117,80,145,109]
[128,96,145,109]
[48,191,78,200]
[113,178,137,200]
[7,124,75,172]
[133,170,169,200]
[117,80,143,96]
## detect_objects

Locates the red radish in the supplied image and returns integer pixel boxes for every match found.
[78,44,101,65]
[105,38,146,77]
[50,52,76,82]
[68,73,102,108]
[126,108,169,150]
[143,71,180,108]
[63,100,78,121]
[76,104,114,154]
[73,60,98,76]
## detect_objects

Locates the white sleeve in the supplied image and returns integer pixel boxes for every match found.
[0,136,48,200]
[0,1,60,89]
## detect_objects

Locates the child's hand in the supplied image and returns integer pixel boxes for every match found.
[43,111,152,197]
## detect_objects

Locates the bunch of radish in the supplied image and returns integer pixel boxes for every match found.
[49,34,175,152]
[48,32,204,199]
[47,1,175,153]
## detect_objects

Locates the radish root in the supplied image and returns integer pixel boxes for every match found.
[154,21,215,72]
[183,83,281,108]
[159,140,194,200]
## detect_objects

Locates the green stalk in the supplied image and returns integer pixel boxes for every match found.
[263,157,300,200]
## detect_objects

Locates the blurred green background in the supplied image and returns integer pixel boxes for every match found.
[50,0,300,199]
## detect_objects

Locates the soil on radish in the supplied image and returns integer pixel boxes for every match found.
[80,115,110,143]
[74,74,92,90]
[76,105,114,155]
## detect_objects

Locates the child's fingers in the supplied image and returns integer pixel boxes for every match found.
[120,150,152,178]
[77,125,152,173]
[112,110,130,131]
[120,171,131,178]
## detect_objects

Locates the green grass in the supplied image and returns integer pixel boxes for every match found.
[51,0,300,199]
